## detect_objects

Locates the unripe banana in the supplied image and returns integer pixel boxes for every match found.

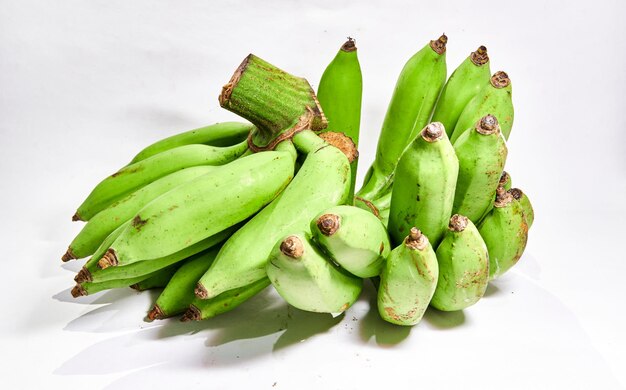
[311,205,390,278]
[377,228,438,326]
[181,278,270,322]
[130,264,180,291]
[74,141,249,221]
[479,188,529,280]
[509,188,534,228]
[63,166,216,261]
[317,38,363,200]
[98,149,295,269]
[430,215,489,311]
[74,220,129,284]
[450,71,514,143]
[78,223,237,284]
[71,262,180,297]
[266,233,362,313]
[130,122,253,164]
[388,122,459,247]
[500,171,512,191]
[195,131,350,299]
[147,247,220,321]
[432,46,491,137]
[357,34,447,201]
[452,115,508,223]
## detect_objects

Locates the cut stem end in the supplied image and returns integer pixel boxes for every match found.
[405,227,429,250]
[449,214,469,232]
[280,235,304,259]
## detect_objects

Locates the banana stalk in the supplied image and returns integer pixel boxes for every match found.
[317,38,363,200]
[450,71,514,143]
[432,46,491,137]
[388,122,458,247]
[195,130,351,299]
[98,150,294,269]
[74,142,248,221]
[357,34,447,201]
[266,233,362,313]
[378,228,438,326]
[311,205,390,278]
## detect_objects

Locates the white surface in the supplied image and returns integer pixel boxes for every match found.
[1,0,625,389]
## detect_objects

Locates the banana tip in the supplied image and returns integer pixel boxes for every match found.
[430,33,447,54]
[194,283,209,299]
[471,45,489,66]
[405,227,429,250]
[490,71,511,88]
[72,212,83,222]
[341,37,357,52]
[61,248,76,262]
[280,235,304,259]
[97,249,118,269]
[317,214,341,236]
[180,305,201,322]
[146,306,164,322]
[449,214,469,232]
[71,284,86,298]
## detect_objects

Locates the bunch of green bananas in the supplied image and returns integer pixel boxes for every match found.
[63,34,533,331]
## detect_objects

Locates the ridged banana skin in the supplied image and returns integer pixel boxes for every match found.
[432,53,491,137]
[196,134,350,299]
[67,166,216,259]
[186,278,270,321]
[450,78,514,143]
[388,126,459,247]
[152,248,220,318]
[430,218,489,311]
[107,151,294,266]
[266,233,362,313]
[130,122,253,164]
[317,40,363,199]
[77,262,180,296]
[452,126,507,224]
[377,232,438,326]
[310,205,390,278]
[479,199,529,280]
[88,226,235,283]
[75,142,249,221]
[357,39,447,201]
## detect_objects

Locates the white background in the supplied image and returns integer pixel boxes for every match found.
[1,0,625,389]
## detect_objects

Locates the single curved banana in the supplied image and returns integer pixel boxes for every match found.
[310,205,390,278]
[130,122,253,164]
[181,278,270,322]
[74,141,249,221]
[478,188,529,279]
[147,247,220,321]
[74,220,130,283]
[98,149,295,269]
[388,122,459,247]
[317,38,363,200]
[266,233,362,313]
[195,130,350,300]
[452,115,508,223]
[432,46,491,137]
[357,34,447,201]
[430,214,489,311]
[509,188,534,228]
[71,262,180,297]
[450,71,514,143]
[377,228,438,326]
[77,225,236,284]
[130,264,180,291]
[63,166,216,261]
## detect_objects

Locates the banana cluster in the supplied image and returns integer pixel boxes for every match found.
[63,34,533,330]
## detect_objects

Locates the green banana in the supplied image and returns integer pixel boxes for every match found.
[74,141,249,221]
[430,215,489,311]
[80,224,237,284]
[63,166,216,261]
[195,130,350,299]
[130,264,180,291]
[388,122,459,247]
[311,205,390,278]
[509,188,534,228]
[379,208,390,227]
[377,228,438,326]
[130,122,253,164]
[452,114,508,223]
[71,262,180,297]
[98,149,295,269]
[432,46,491,137]
[357,34,447,201]
[147,247,220,321]
[74,220,130,283]
[266,233,362,313]
[500,171,512,191]
[317,38,363,200]
[478,188,529,279]
[450,71,514,143]
[181,278,270,321]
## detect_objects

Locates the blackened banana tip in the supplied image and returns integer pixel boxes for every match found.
[194,283,209,299]
[72,212,82,222]
[449,214,469,232]
[280,235,304,258]
[61,248,75,262]
[317,214,341,236]
[71,284,86,298]
[341,37,357,52]
[430,34,448,54]
[471,45,489,66]
[490,71,511,88]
